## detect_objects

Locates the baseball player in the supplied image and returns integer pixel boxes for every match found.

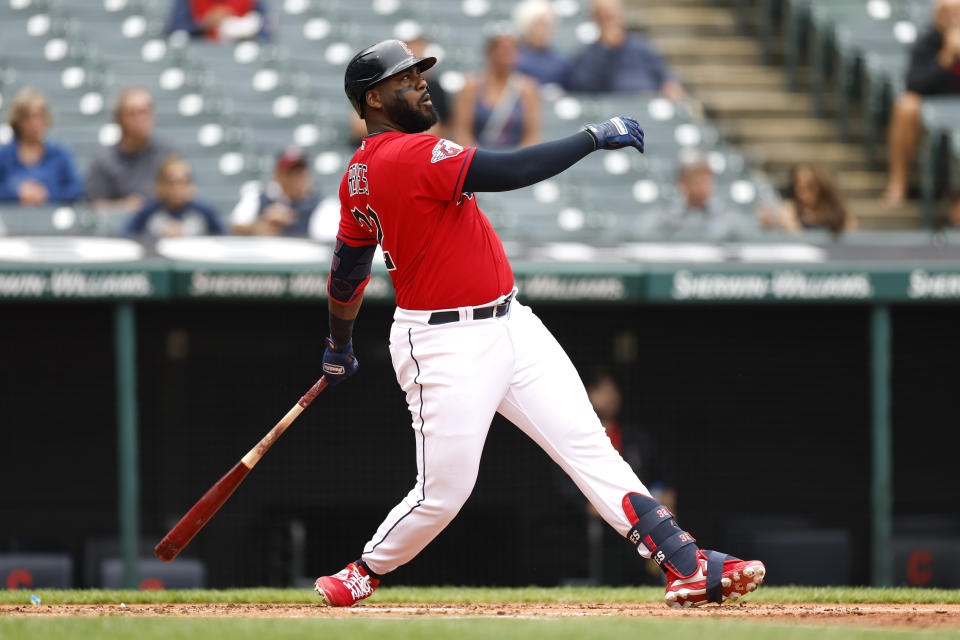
[314,40,765,608]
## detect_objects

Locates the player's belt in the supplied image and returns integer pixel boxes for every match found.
[427,294,513,325]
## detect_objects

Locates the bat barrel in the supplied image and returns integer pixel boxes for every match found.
[154,461,251,562]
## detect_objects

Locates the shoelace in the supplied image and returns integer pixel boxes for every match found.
[343,569,373,600]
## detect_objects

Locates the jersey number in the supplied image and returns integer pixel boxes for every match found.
[351,205,396,271]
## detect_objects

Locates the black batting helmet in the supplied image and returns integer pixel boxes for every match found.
[344,39,437,118]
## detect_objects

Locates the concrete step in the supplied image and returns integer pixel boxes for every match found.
[849,199,923,229]
[673,63,796,89]
[701,89,821,116]
[722,117,847,143]
[837,170,889,193]
[745,142,869,168]
[627,6,737,31]
[650,35,762,62]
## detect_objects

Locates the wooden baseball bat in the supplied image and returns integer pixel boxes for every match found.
[154,376,328,562]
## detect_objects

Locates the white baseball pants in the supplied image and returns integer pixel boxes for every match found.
[360,294,651,575]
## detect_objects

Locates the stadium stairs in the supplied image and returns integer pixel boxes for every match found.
[627,0,923,229]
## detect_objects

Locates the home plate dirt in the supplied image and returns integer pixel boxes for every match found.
[3,603,960,628]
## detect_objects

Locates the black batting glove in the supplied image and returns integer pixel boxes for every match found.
[322,337,358,386]
[584,116,645,153]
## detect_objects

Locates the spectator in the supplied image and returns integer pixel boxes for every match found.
[87,87,176,215]
[557,369,675,585]
[125,156,224,239]
[514,0,568,87]
[348,35,450,143]
[231,145,334,238]
[563,0,685,100]
[641,155,758,240]
[885,0,960,206]
[762,164,856,235]
[450,27,541,149]
[167,0,272,41]
[0,87,84,206]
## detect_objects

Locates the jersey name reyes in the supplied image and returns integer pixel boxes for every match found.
[348,163,369,196]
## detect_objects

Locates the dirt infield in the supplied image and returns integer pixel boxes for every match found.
[3,602,960,628]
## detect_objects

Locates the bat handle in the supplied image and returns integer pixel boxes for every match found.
[298,376,328,408]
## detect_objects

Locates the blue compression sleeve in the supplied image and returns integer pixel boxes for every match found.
[328,239,376,304]
[461,132,596,193]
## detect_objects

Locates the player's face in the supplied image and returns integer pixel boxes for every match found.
[380,67,439,134]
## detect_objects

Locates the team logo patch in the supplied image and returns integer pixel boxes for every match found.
[431,139,464,163]
[399,40,414,56]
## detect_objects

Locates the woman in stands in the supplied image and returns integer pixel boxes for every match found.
[763,164,857,236]
[0,87,84,207]
[450,26,541,150]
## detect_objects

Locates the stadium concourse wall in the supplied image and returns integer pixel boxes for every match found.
[2,239,960,590]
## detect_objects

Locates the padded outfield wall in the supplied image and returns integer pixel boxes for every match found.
[2,237,960,589]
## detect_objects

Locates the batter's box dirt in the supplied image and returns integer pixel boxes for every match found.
[3,603,960,628]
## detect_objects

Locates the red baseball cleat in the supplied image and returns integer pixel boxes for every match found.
[314,561,380,607]
[664,550,765,608]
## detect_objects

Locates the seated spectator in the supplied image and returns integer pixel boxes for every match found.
[348,34,449,143]
[450,27,541,149]
[885,0,960,206]
[125,156,224,239]
[0,87,84,206]
[167,0,271,41]
[230,145,330,238]
[514,0,568,87]
[87,87,176,215]
[762,164,856,235]
[563,0,685,100]
[555,368,676,586]
[641,155,757,240]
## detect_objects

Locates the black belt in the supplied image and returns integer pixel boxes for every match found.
[428,294,513,325]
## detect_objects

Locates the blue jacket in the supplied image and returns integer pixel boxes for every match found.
[0,140,85,203]
[517,45,568,86]
[563,32,672,93]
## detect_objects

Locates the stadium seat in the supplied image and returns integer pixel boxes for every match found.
[100,557,206,589]
[0,553,73,589]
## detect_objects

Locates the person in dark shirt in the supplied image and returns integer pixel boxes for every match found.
[885,0,960,206]
[87,87,176,214]
[125,156,224,239]
[514,0,568,87]
[230,145,325,237]
[763,163,857,235]
[555,369,676,585]
[0,87,84,205]
[563,0,685,100]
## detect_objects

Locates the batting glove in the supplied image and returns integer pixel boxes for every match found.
[583,116,644,153]
[322,337,358,386]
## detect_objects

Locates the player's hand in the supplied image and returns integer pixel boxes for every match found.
[584,116,644,153]
[322,337,358,386]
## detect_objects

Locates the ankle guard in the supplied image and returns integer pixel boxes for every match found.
[623,492,699,577]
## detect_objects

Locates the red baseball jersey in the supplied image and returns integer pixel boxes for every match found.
[336,132,514,310]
